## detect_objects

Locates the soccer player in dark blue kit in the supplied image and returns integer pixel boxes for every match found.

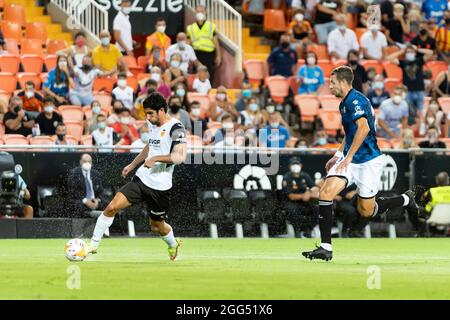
[302,66,419,261]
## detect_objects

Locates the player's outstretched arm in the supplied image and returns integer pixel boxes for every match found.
[122,145,150,177]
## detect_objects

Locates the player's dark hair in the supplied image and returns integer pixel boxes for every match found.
[331,66,354,84]
[143,92,168,112]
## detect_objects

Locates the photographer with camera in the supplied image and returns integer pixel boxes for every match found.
[3,96,35,136]
[15,175,33,219]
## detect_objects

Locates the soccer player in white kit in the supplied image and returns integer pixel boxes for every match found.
[89,93,187,260]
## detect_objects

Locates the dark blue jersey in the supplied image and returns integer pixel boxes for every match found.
[339,89,381,164]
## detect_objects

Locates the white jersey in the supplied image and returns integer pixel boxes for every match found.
[136,118,186,191]
[92,127,115,153]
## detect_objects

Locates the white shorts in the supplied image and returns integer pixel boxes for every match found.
[326,155,384,198]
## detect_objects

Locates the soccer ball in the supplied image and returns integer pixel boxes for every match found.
[64,239,88,261]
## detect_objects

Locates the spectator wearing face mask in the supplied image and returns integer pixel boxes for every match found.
[113,0,134,56]
[43,55,74,106]
[258,112,291,148]
[385,3,410,45]
[57,31,92,69]
[347,49,369,94]
[167,95,192,134]
[146,18,171,68]
[262,104,289,127]
[434,66,450,98]
[52,122,75,152]
[133,79,158,121]
[411,21,436,56]
[193,65,212,94]
[93,30,127,74]
[92,114,118,152]
[189,101,208,137]
[35,98,63,136]
[209,86,238,122]
[235,82,253,112]
[164,53,187,91]
[18,81,44,118]
[296,52,324,95]
[311,129,338,148]
[112,108,139,146]
[282,157,319,238]
[267,34,298,77]
[174,82,189,110]
[422,0,447,24]
[398,128,418,149]
[4,96,34,136]
[85,100,105,134]
[149,66,171,99]
[130,125,150,153]
[378,86,409,139]
[327,14,359,61]
[165,32,199,74]
[387,44,434,121]
[360,23,388,61]
[71,56,109,106]
[288,9,313,53]
[210,114,235,145]
[419,126,446,148]
[238,97,265,133]
[381,0,408,26]
[112,72,135,110]
[420,100,445,136]
[314,0,342,45]
[67,153,108,217]
[367,75,390,109]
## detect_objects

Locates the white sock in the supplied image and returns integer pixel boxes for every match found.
[162,229,177,248]
[321,243,332,251]
[402,194,410,206]
[91,213,114,246]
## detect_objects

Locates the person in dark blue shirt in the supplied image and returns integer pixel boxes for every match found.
[258,112,290,148]
[302,66,420,261]
[422,0,447,24]
[267,34,298,77]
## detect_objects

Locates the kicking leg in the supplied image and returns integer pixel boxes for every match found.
[90,192,131,252]
[302,176,346,261]
[150,218,181,261]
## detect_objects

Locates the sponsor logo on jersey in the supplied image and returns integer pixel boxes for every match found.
[354,105,364,116]
[149,139,161,145]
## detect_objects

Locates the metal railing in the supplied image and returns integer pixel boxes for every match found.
[185,0,242,71]
[50,0,108,42]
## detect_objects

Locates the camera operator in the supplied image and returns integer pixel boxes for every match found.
[16,175,33,219]
[3,96,35,136]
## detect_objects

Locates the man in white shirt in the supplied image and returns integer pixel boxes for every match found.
[113,0,134,56]
[360,24,388,61]
[327,14,359,60]
[112,73,134,110]
[165,32,200,74]
[130,125,150,153]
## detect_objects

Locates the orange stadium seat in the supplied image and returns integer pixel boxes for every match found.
[0,73,18,93]
[4,134,28,151]
[319,95,340,111]
[384,78,402,95]
[17,73,42,89]
[333,59,347,67]
[59,105,84,122]
[126,76,139,93]
[40,72,48,83]
[0,92,11,104]
[263,9,287,32]
[382,61,402,81]
[319,110,342,136]
[347,13,357,30]
[317,59,334,78]
[93,92,113,108]
[21,38,44,55]
[355,28,366,43]
[266,76,289,103]
[425,61,448,80]
[295,95,319,123]
[297,59,305,68]
[5,38,20,55]
[187,73,196,91]
[137,56,148,69]
[377,138,392,149]
[46,40,67,54]
[288,76,299,95]
[4,4,26,27]
[29,135,54,151]
[437,97,450,114]
[307,44,329,60]
[21,54,44,73]
[123,55,138,67]
[44,54,57,71]
[361,60,384,75]
[65,134,80,145]
[25,22,47,45]
[385,45,401,56]
[137,73,150,82]
[64,121,84,140]
[244,59,266,84]
[80,135,93,146]
[93,77,116,93]
[0,54,20,74]
[1,21,22,40]
[187,92,210,118]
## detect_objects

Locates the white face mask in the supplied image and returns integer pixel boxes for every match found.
[44,106,54,113]
[393,95,402,104]
[151,73,161,82]
[427,117,435,125]
[339,24,347,31]
[266,106,275,114]
[295,14,304,21]
[429,104,439,113]
[82,162,92,171]
[224,136,235,145]
[178,41,186,49]
[58,61,67,69]
[191,108,201,117]
[121,117,130,125]
[25,91,34,99]
[157,25,166,33]
[249,103,258,112]
[92,106,101,114]
[117,79,127,88]
[369,24,379,32]
[291,165,301,174]
[222,122,234,130]
[270,122,280,128]
[171,60,181,68]
[406,53,416,62]
[122,7,131,15]
[196,12,206,22]
[101,37,110,46]
[373,81,384,90]
[307,57,316,65]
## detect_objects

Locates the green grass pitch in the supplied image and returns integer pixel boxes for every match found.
[1,238,450,299]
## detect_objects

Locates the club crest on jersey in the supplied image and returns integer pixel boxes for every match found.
[160,129,166,137]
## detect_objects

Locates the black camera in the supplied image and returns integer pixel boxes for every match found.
[0,152,21,217]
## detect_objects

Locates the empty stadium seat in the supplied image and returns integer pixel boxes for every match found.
[126,76,139,93]
[93,77,116,93]
[319,110,342,136]
[29,135,54,151]
[21,38,44,55]
[0,73,18,93]
[4,134,28,151]
[59,105,84,122]
[425,61,448,80]
[80,135,93,146]
[355,28,366,43]
[266,76,289,103]
[44,54,57,71]
[4,4,26,27]
[46,40,67,55]
[21,54,44,73]
[294,95,319,123]
[64,121,84,140]
[263,9,287,32]
[317,59,334,78]
[243,59,266,84]
[307,44,329,60]
[1,21,22,40]
[0,54,20,74]
[319,95,340,111]
[93,92,113,108]
[377,138,393,149]
[384,78,402,95]
[288,76,299,95]
[5,38,20,55]
[17,72,42,89]
[137,56,148,69]
[361,60,384,75]
[382,61,402,81]
[0,92,11,104]
[25,22,47,45]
